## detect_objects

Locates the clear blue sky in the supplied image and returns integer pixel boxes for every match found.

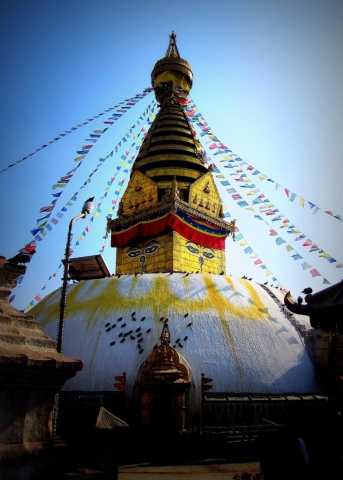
[1,0,342,311]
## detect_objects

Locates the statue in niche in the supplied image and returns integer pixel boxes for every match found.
[134,179,142,191]
[204,181,210,193]
[118,200,124,216]
[162,187,172,202]
[193,194,198,204]
[199,198,204,207]
[205,201,211,210]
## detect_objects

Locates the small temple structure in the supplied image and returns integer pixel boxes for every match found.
[0,257,82,478]
[285,281,343,393]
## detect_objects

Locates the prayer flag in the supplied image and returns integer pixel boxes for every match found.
[39,205,54,213]
[310,269,321,277]
[301,262,312,270]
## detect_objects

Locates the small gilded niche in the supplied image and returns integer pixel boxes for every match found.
[134,179,142,191]
[203,181,210,193]
[189,171,222,219]
[193,194,198,204]
[122,170,158,214]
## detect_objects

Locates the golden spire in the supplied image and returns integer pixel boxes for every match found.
[165,31,180,58]
[108,33,235,276]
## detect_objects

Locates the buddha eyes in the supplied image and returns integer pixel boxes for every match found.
[144,243,160,254]
[127,241,160,258]
[186,244,215,259]
[186,245,200,254]
[127,249,141,258]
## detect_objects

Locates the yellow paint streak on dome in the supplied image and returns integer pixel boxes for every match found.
[37,275,269,333]
[241,279,269,313]
[202,276,243,376]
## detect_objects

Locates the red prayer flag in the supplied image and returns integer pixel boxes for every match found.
[39,205,54,212]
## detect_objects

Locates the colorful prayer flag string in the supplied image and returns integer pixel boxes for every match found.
[0,88,153,176]
[184,98,342,223]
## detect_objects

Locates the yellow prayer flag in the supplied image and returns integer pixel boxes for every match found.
[319,252,330,258]
[265,271,272,276]
[94,212,99,217]
[299,198,305,207]
[259,174,267,181]
[285,245,294,252]
[74,155,85,162]
[240,240,248,246]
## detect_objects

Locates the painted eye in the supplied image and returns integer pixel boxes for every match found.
[144,243,160,254]
[203,251,215,259]
[186,245,200,255]
[127,249,141,258]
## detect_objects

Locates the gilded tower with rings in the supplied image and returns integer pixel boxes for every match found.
[108,32,235,275]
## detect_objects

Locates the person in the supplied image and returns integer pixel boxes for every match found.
[260,427,311,480]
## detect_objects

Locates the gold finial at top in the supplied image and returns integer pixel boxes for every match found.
[165,31,180,58]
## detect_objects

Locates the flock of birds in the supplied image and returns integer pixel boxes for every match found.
[103,312,193,355]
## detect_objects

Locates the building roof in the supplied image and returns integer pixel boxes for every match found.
[284,280,343,332]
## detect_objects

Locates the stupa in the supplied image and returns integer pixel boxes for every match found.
[31,33,324,446]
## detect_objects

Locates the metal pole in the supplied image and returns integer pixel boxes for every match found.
[56,212,85,353]
[53,199,93,440]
